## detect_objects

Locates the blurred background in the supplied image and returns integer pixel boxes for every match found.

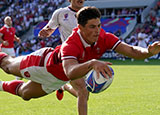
[0,0,160,61]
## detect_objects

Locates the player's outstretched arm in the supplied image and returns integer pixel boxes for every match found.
[63,59,112,80]
[115,42,160,59]
[148,41,160,55]
[38,25,55,38]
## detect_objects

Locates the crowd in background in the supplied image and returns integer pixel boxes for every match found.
[0,0,65,37]
[0,0,13,12]
[0,0,65,56]
[126,1,160,49]
[0,0,160,59]
[15,35,61,56]
[16,6,146,56]
[115,1,160,60]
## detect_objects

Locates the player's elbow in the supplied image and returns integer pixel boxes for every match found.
[66,73,77,80]
[65,70,80,80]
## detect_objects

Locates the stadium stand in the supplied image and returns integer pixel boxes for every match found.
[1,0,160,59]
[0,0,65,56]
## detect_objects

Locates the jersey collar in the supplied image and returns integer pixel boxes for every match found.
[4,24,10,28]
[68,6,78,12]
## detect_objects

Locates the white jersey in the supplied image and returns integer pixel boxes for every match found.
[47,7,77,42]
[138,32,148,48]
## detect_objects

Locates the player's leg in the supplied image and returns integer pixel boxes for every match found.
[0,52,24,97]
[0,50,52,100]
[18,80,47,100]
[63,84,77,97]
[0,52,22,77]
[56,84,77,100]
[70,78,89,115]
[0,80,47,100]
[1,48,22,80]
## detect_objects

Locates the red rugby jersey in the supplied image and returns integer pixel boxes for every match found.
[46,28,121,81]
[61,28,121,63]
[0,26,16,48]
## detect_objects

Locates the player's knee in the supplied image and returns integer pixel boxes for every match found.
[0,59,12,74]
[0,64,10,74]
[21,90,32,101]
[4,67,11,74]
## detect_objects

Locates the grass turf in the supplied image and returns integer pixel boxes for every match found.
[0,59,160,115]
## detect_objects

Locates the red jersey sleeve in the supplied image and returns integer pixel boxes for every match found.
[105,32,120,50]
[0,26,5,35]
[61,41,80,60]
[99,29,120,50]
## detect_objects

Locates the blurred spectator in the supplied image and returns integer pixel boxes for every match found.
[0,16,21,80]
[114,29,122,37]
[0,16,21,57]
[0,0,65,37]
[137,28,149,62]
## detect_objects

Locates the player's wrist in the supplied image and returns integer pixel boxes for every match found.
[88,59,96,69]
[147,48,154,57]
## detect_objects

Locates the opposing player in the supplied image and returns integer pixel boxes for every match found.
[0,6,160,115]
[39,0,88,115]
[0,16,21,80]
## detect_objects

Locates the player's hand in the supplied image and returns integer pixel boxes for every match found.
[38,26,54,38]
[2,41,9,46]
[148,41,160,55]
[91,59,112,79]
[38,29,48,38]
[17,37,21,44]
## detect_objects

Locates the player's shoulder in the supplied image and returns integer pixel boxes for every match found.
[0,26,6,29]
[100,29,116,37]
[56,7,70,13]
[99,28,119,44]
[99,28,109,37]
[0,26,6,31]
[62,30,80,47]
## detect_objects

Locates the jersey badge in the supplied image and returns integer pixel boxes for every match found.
[63,13,69,21]
[24,71,31,78]
[96,47,100,53]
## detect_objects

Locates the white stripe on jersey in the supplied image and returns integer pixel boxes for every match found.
[61,56,77,60]
[112,40,121,50]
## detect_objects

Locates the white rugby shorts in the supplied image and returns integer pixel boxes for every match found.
[20,47,68,94]
[1,47,15,57]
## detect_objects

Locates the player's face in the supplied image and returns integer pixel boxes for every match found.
[70,0,84,10]
[79,18,101,45]
[5,18,12,27]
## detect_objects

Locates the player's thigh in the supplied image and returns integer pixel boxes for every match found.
[19,80,47,98]
[1,48,15,57]
[1,56,22,76]
[7,56,23,76]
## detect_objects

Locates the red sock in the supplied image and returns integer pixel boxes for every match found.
[2,80,24,95]
[0,52,8,66]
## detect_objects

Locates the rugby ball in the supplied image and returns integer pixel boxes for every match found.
[85,66,114,93]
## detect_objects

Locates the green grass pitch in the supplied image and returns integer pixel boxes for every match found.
[0,59,160,115]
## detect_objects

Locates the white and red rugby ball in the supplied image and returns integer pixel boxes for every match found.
[85,66,114,93]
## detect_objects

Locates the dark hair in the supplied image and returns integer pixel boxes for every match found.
[76,6,101,27]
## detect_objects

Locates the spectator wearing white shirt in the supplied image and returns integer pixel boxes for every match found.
[138,28,149,62]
